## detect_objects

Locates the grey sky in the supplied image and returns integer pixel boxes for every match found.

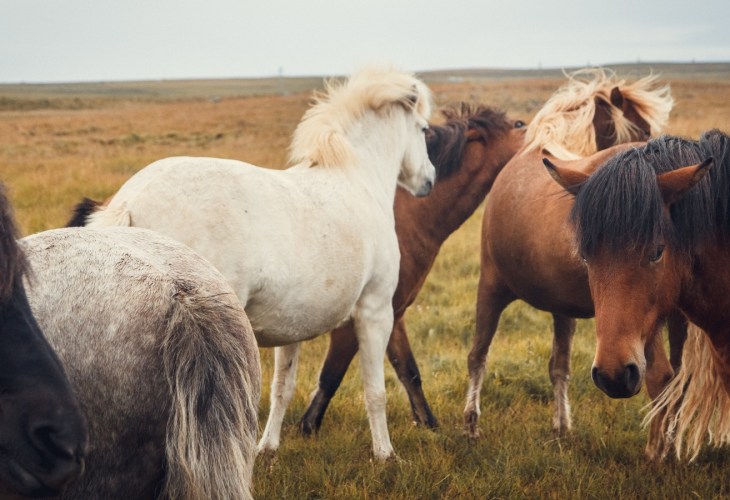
[1,0,728,83]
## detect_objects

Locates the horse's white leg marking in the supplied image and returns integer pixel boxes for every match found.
[550,314,575,434]
[258,343,301,453]
[354,294,395,460]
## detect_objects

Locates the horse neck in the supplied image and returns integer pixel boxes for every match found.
[398,136,514,245]
[346,110,409,211]
[678,241,730,335]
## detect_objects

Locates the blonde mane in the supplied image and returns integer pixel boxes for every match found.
[524,68,673,160]
[644,324,730,461]
[288,65,433,168]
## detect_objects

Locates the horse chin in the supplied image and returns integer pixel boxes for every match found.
[0,459,60,498]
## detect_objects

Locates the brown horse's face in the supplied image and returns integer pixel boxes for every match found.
[584,243,681,398]
[593,87,651,150]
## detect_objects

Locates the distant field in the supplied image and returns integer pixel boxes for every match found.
[2,63,730,498]
[1,61,728,110]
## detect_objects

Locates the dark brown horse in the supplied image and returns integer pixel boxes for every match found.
[467,69,675,456]
[0,183,87,498]
[297,104,527,433]
[547,130,730,461]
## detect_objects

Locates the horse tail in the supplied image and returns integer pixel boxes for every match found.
[644,323,730,461]
[83,201,132,228]
[161,285,261,500]
[65,198,102,227]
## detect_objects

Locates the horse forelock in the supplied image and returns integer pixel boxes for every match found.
[288,65,433,168]
[428,103,510,179]
[571,133,726,258]
[0,183,28,302]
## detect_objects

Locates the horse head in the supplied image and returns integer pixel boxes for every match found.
[397,82,436,197]
[0,185,87,497]
[544,149,712,399]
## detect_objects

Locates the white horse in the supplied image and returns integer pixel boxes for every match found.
[22,227,260,499]
[76,65,435,459]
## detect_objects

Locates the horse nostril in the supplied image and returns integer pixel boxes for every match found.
[591,366,603,390]
[30,423,77,460]
[624,363,640,394]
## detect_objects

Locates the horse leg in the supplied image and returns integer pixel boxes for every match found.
[298,323,358,436]
[387,317,438,428]
[643,330,675,461]
[465,269,515,438]
[258,343,301,454]
[550,314,576,435]
[666,308,688,371]
[354,296,395,460]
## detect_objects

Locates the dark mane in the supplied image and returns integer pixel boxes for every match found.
[571,130,730,257]
[0,182,28,301]
[427,103,511,179]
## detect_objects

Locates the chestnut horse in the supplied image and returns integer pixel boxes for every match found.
[547,130,730,461]
[0,183,87,498]
[297,104,527,434]
[22,226,261,498]
[467,69,675,451]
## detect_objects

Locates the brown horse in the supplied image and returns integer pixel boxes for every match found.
[547,130,730,461]
[467,69,675,453]
[297,104,527,434]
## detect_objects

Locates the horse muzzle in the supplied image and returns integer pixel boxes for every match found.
[415,179,433,197]
[591,363,642,398]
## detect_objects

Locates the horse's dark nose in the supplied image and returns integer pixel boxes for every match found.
[27,418,86,493]
[592,363,641,399]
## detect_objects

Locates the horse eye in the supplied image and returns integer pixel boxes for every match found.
[650,244,665,263]
[514,120,525,129]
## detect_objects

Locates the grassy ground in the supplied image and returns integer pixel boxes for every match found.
[2,64,730,498]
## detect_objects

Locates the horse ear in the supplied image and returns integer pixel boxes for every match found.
[657,158,713,205]
[543,158,589,195]
[610,87,624,108]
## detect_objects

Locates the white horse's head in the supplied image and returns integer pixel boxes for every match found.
[396,81,436,197]
[288,65,436,197]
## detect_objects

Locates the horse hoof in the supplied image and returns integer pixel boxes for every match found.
[298,420,318,437]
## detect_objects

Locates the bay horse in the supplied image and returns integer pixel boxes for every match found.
[467,68,675,452]
[69,66,435,460]
[0,183,87,498]
[546,130,730,461]
[22,226,260,498]
[297,104,526,434]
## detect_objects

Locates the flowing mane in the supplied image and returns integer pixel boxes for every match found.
[288,65,433,168]
[570,130,730,258]
[427,103,512,179]
[0,183,28,301]
[525,68,673,160]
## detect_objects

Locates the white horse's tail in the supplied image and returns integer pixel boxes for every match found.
[645,323,730,461]
[161,285,261,500]
[67,197,132,228]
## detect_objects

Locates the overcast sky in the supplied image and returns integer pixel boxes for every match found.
[1,0,729,83]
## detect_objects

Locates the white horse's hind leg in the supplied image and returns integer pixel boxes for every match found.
[354,296,395,460]
[258,343,301,454]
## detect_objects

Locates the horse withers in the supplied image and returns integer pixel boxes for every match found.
[69,66,435,460]
[0,183,87,498]
[546,130,730,460]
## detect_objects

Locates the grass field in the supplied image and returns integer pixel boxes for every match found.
[2,63,730,498]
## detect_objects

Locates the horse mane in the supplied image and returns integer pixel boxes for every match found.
[288,65,433,168]
[570,130,730,258]
[427,103,511,179]
[524,68,673,160]
[0,182,28,301]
